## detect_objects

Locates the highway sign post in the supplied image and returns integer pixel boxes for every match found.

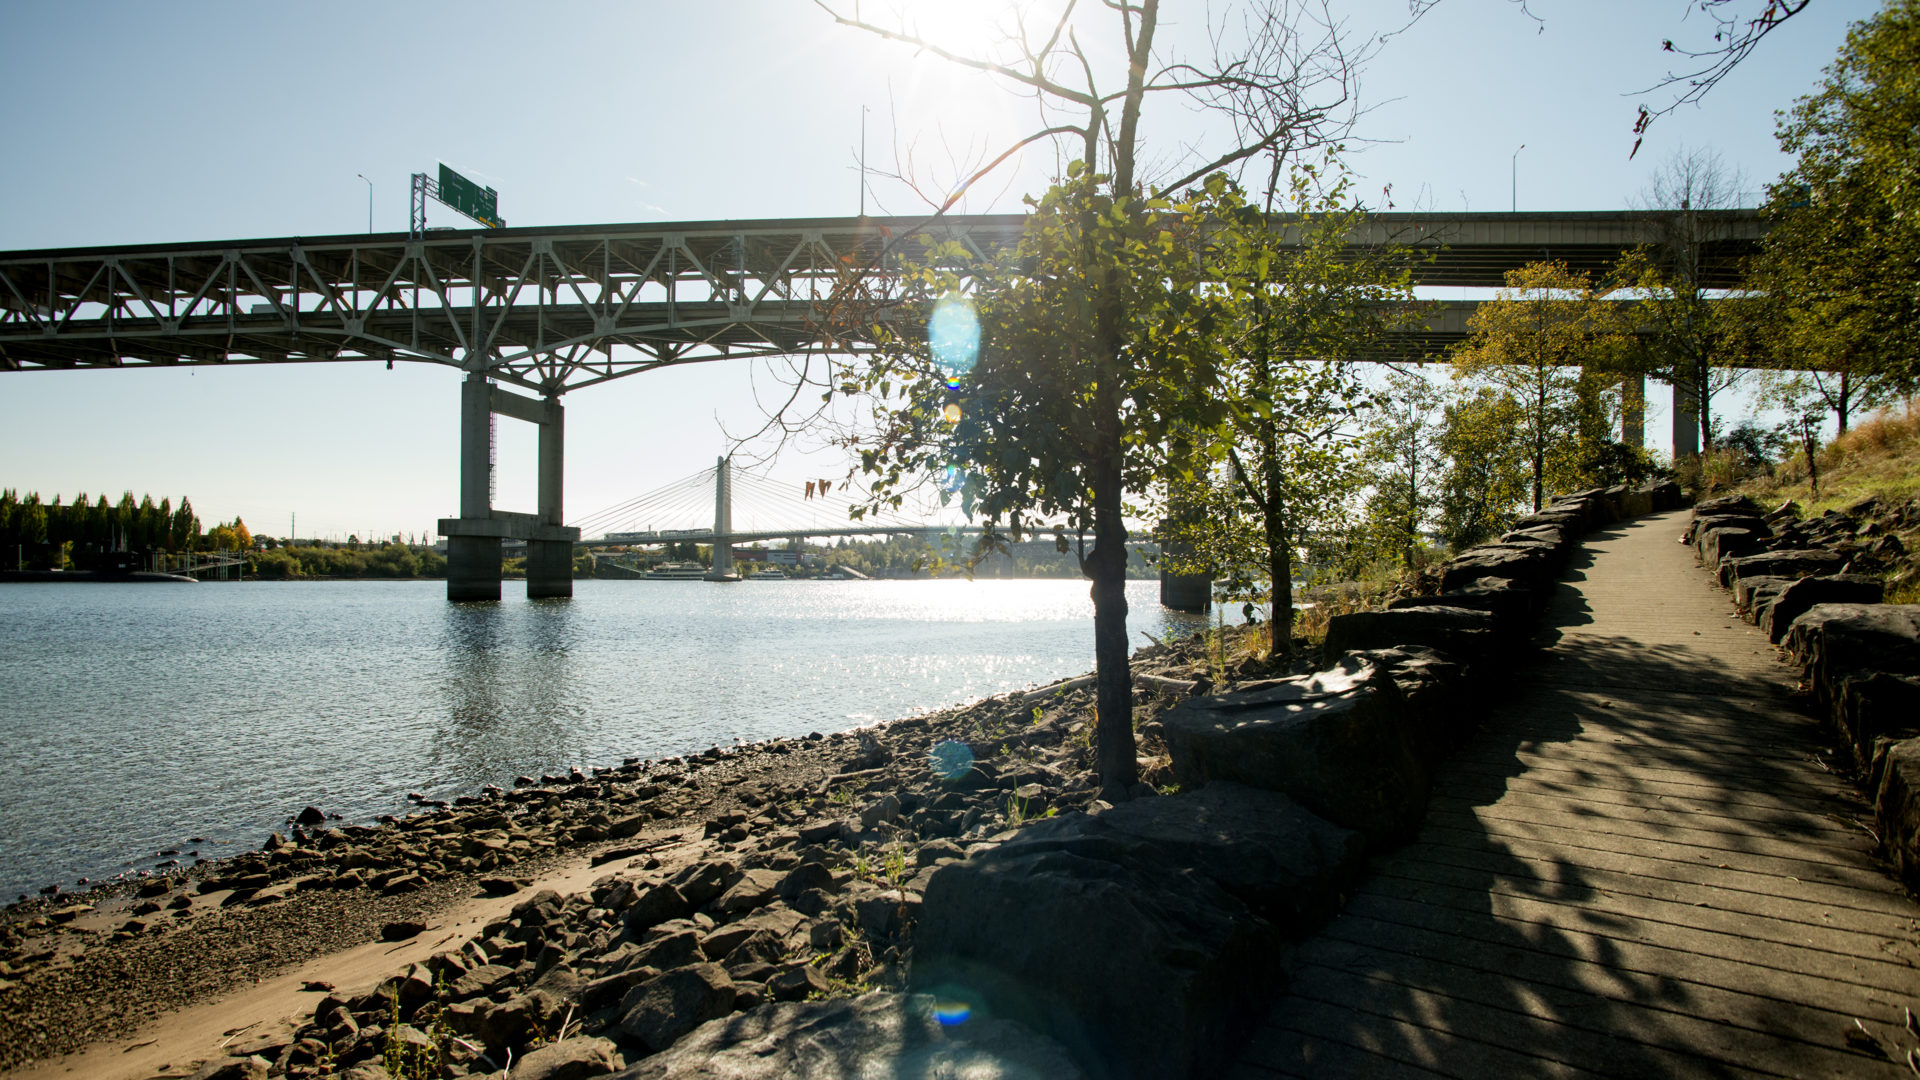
[409,164,506,236]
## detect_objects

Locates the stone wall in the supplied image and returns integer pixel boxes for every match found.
[1688,493,1920,891]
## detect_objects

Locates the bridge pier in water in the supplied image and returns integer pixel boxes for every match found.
[439,371,581,602]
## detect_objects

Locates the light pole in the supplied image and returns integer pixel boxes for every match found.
[1510,144,1525,212]
[356,173,373,233]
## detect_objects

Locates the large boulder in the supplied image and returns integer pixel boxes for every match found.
[612,992,1085,1079]
[1387,580,1536,642]
[1439,547,1556,595]
[618,963,738,1053]
[1717,548,1848,590]
[1617,485,1654,518]
[1785,604,1920,713]
[1696,522,1771,566]
[1501,523,1574,554]
[997,782,1364,932]
[1340,645,1472,760]
[1633,478,1680,512]
[512,1036,624,1080]
[1321,605,1500,672]
[910,842,1284,1080]
[1841,672,1920,775]
[1732,574,1797,614]
[1875,740,1920,893]
[1761,574,1884,643]
[1161,657,1428,847]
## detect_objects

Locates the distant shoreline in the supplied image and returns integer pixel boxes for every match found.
[0,570,198,584]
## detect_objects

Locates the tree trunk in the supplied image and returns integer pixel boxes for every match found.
[1261,445,1291,658]
[1088,427,1136,800]
[1697,362,1713,452]
[1838,370,1851,433]
[1532,386,1546,512]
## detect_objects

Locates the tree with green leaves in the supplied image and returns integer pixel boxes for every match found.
[1166,167,1417,656]
[819,0,1398,797]
[1435,386,1531,549]
[1757,0,1920,407]
[1453,261,1628,511]
[851,170,1235,795]
[1359,369,1447,569]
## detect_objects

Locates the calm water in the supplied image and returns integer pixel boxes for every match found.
[0,577,1213,901]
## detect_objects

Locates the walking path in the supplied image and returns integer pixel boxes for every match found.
[1231,508,1920,1079]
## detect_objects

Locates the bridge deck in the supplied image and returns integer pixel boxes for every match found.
[1231,509,1920,1079]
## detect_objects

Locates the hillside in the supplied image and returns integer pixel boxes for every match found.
[1730,400,1920,603]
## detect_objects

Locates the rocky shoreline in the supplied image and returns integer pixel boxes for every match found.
[0,630,1254,1078]
[0,479,1706,1080]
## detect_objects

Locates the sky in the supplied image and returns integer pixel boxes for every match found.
[0,0,1879,541]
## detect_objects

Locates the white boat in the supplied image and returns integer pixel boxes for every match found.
[644,561,707,580]
[747,567,786,580]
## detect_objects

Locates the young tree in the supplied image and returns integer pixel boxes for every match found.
[1435,386,1530,549]
[1360,369,1446,569]
[1453,261,1627,511]
[818,0,1394,797]
[1193,169,1417,655]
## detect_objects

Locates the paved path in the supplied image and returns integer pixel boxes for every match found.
[1231,509,1920,1079]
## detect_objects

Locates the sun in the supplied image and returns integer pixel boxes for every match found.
[893,0,1016,60]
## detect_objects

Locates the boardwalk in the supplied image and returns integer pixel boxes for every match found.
[1232,508,1920,1079]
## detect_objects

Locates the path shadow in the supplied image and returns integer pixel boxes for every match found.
[1234,516,1904,1080]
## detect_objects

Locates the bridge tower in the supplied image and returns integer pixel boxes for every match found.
[438,371,581,601]
[706,456,740,582]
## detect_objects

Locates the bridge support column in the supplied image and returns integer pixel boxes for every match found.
[706,456,738,581]
[527,397,572,599]
[440,373,580,601]
[1156,520,1210,613]
[447,373,502,601]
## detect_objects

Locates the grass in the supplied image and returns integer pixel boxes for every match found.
[1740,399,1920,517]
[1733,398,1920,604]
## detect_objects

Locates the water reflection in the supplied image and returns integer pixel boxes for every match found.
[434,598,586,792]
[0,578,1234,899]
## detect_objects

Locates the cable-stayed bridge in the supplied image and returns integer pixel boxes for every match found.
[0,209,1765,600]
[568,458,1044,582]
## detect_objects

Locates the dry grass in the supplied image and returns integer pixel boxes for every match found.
[1743,398,1920,516]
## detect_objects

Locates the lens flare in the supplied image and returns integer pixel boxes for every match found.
[929,296,979,386]
[942,402,962,424]
[933,999,973,1026]
[940,465,966,495]
[928,740,974,780]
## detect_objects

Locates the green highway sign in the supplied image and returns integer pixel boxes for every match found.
[438,164,504,228]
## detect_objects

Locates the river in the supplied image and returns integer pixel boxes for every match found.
[0,577,1219,902]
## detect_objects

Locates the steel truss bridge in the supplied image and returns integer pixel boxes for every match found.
[0,210,1762,390]
[0,209,1764,599]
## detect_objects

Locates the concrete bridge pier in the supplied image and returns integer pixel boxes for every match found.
[1156,522,1210,613]
[705,456,739,582]
[439,372,581,602]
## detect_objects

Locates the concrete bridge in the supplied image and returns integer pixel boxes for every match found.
[0,209,1764,600]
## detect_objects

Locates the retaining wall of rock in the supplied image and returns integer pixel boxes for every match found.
[907,477,1686,1080]
[1687,493,1920,892]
